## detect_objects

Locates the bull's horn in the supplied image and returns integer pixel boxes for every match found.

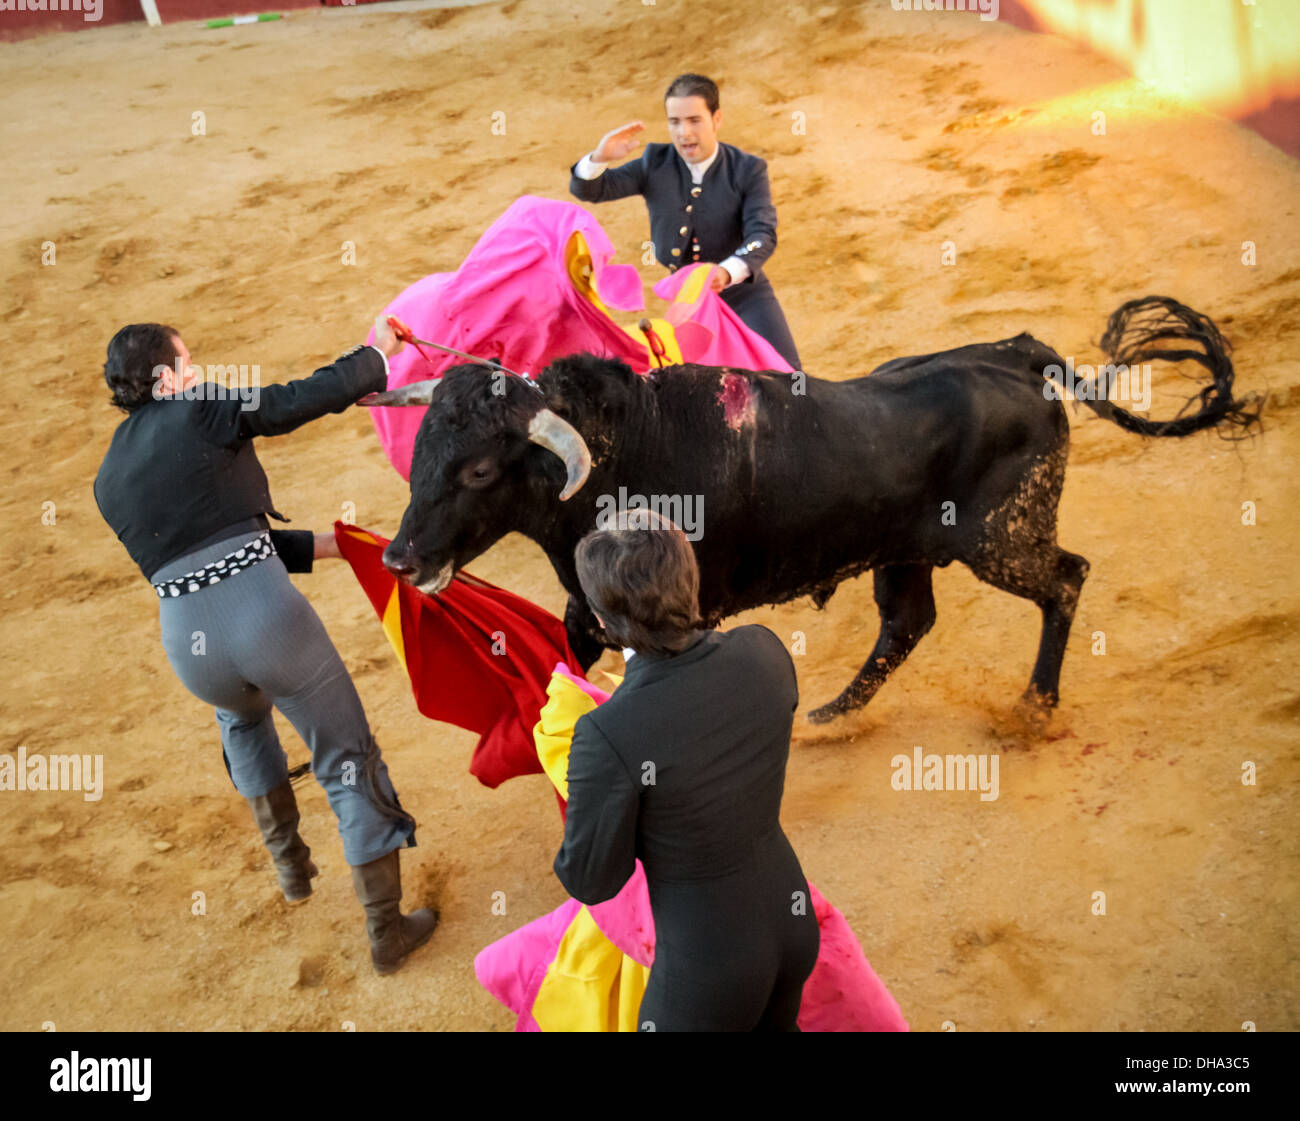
[357,379,442,407]
[527,409,591,500]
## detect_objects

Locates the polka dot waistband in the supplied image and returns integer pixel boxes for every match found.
[152,533,277,599]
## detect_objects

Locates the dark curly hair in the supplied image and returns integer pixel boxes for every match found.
[104,323,181,413]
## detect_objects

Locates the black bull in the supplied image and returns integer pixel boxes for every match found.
[363,296,1257,723]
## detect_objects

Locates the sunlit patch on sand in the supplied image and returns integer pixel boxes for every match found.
[1007,0,1300,117]
[991,78,1214,135]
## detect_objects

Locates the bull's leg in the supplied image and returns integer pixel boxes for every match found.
[959,441,1089,710]
[965,544,1089,708]
[1025,549,1089,705]
[807,564,936,724]
[564,594,608,673]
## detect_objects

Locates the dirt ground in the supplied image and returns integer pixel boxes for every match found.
[1,0,1297,1032]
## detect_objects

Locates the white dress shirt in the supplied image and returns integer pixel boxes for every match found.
[575,146,751,285]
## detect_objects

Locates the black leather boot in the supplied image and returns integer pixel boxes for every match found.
[247,782,318,903]
[350,849,438,975]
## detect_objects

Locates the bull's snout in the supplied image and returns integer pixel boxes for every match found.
[382,538,455,596]
[382,541,419,582]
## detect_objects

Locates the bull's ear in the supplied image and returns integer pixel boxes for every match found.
[358,379,441,407]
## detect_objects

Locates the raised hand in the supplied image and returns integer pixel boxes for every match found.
[593,121,646,164]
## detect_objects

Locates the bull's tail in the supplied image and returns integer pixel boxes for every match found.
[1043,295,1261,438]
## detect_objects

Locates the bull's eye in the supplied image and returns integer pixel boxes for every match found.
[460,458,499,488]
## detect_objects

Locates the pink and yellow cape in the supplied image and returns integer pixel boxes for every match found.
[364,195,794,481]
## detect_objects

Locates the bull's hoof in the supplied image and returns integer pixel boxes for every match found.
[809,679,880,725]
[1018,684,1059,710]
[1013,687,1056,732]
[806,700,846,725]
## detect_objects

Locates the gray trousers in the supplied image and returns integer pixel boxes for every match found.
[154,532,415,866]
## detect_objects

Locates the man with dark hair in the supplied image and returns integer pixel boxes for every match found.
[557,510,819,1030]
[93,319,437,974]
[569,72,802,370]
[103,322,181,413]
[575,508,702,656]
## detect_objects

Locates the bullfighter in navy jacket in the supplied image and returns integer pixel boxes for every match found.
[569,73,802,370]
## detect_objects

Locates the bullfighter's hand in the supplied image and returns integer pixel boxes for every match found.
[707,265,730,293]
[373,314,406,359]
[593,121,645,163]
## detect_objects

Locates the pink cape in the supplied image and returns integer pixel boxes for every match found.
[653,267,794,373]
[365,196,651,480]
[364,196,796,480]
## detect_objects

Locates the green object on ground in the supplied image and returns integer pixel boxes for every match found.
[204,13,284,29]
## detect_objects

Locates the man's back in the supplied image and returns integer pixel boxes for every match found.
[582,624,799,882]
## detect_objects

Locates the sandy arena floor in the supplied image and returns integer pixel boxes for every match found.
[0,0,1297,1031]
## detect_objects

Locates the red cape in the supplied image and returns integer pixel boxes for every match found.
[335,522,578,789]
